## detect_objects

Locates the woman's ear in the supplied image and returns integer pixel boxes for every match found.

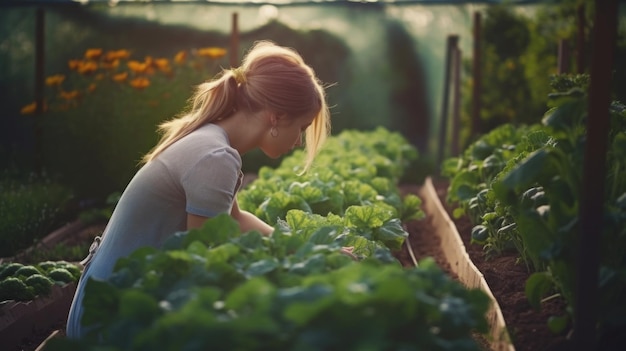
[273,112,291,126]
[266,111,278,127]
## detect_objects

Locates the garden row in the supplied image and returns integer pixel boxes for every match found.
[42,128,492,351]
[0,260,80,302]
[442,74,626,348]
[0,260,81,350]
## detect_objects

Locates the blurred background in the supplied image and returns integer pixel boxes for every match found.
[1,0,624,201]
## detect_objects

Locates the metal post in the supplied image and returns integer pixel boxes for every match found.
[558,39,570,74]
[34,7,45,174]
[451,46,461,156]
[573,0,618,350]
[229,12,239,68]
[576,4,586,74]
[471,12,482,140]
[437,35,459,169]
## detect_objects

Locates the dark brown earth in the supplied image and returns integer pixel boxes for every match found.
[393,180,570,351]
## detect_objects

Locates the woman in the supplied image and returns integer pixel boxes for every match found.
[66,41,331,338]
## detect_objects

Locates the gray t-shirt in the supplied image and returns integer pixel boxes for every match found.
[66,123,242,338]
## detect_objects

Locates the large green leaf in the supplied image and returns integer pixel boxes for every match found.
[82,278,121,327]
[245,258,279,278]
[373,219,408,251]
[525,271,555,310]
[344,205,393,229]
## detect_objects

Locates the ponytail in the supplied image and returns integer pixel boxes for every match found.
[141,71,239,164]
[141,41,331,171]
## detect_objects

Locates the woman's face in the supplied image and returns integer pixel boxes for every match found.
[261,113,315,159]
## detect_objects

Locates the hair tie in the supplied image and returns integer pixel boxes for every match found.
[231,67,246,84]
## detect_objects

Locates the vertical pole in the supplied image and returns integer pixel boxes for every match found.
[437,35,459,169]
[229,12,239,68]
[471,12,482,140]
[34,7,45,174]
[451,47,461,156]
[574,0,617,350]
[576,4,586,74]
[558,39,570,74]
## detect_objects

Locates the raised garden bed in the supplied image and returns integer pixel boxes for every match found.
[23,178,547,351]
[429,178,569,351]
[0,221,105,351]
[0,282,76,351]
[395,178,513,351]
[28,178,515,351]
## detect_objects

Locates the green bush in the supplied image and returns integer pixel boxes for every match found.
[18,242,93,265]
[24,274,54,297]
[25,19,351,201]
[0,260,81,302]
[0,171,73,257]
[445,74,626,346]
[0,277,35,302]
[457,2,610,148]
[39,52,223,200]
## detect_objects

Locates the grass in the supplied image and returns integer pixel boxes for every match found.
[0,170,74,258]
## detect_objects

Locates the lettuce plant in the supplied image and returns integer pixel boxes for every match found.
[47,215,489,351]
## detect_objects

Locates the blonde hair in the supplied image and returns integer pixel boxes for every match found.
[141,41,331,171]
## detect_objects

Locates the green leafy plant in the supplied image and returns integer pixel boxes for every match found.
[492,88,626,340]
[446,73,626,345]
[0,260,80,302]
[441,122,549,266]
[78,191,121,224]
[0,170,74,257]
[47,215,489,351]
[239,127,424,225]
[43,128,484,350]
[24,46,229,200]
[17,242,93,264]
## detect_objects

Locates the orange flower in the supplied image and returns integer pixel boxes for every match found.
[112,72,128,83]
[20,102,37,115]
[87,83,97,93]
[506,59,516,70]
[154,58,169,70]
[84,48,103,60]
[105,49,131,62]
[127,60,149,74]
[197,47,227,59]
[20,102,47,114]
[174,50,187,64]
[153,58,172,74]
[68,59,81,70]
[45,74,65,87]
[129,77,150,90]
[142,57,157,75]
[101,59,120,70]
[77,61,98,75]
[59,90,81,101]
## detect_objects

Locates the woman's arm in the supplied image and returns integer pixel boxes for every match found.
[186,200,273,236]
[189,200,355,259]
[230,199,274,236]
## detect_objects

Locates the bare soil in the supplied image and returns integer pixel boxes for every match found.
[393,180,570,351]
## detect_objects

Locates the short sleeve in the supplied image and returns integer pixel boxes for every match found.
[182,148,241,217]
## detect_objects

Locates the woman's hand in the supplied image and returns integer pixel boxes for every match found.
[340,246,358,260]
[231,199,274,236]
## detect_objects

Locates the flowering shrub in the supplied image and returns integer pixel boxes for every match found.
[21,46,228,199]
[20,46,227,115]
